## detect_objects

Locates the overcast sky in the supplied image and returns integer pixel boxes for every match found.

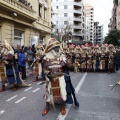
[84,0,113,36]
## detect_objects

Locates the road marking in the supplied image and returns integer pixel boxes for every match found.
[24,87,32,91]
[6,95,18,102]
[32,88,40,93]
[0,110,5,115]
[56,73,87,120]
[15,97,26,104]
[37,82,42,85]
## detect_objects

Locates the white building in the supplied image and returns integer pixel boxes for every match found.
[84,4,94,43]
[94,22,104,44]
[51,0,85,44]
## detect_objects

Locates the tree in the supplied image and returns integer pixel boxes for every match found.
[104,30,120,46]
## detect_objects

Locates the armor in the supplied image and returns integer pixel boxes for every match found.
[35,44,44,77]
[81,46,88,72]
[42,38,79,116]
[100,44,108,72]
[107,44,116,73]
[93,45,100,72]
[87,47,94,71]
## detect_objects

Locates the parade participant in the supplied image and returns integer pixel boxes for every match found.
[4,51,22,90]
[42,38,79,116]
[66,44,75,71]
[0,40,30,92]
[99,44,108,72]
[87,47,94,72]
[0,49,6,92]
[63,44,68,55]
[74,59,80,73]
[107,44,116,73]
[93,45,100,72]
[34,44,45,82]
[80,46,88,72]
[74,45,81,72]
[27,46,34,75]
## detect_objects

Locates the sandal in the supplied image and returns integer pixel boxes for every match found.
[12,87,17,91]
[61,107,66,115]
[42,109,49,116]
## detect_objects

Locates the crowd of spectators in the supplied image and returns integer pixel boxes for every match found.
[18,0,33,9]
[13,44,36,80]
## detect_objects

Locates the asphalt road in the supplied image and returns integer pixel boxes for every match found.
[0,71,120,120]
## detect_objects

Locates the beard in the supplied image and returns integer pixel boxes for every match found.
[51,50,60,58]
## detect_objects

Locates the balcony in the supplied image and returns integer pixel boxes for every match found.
[73,32,82,36]
[114,0,118,5]
[73,9,82,14]
[73,24,82,29]
[0,0,36,21]
[73,17,82,21]
[37,18,50,27]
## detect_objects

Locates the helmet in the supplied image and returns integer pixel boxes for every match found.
[45,38,60,53]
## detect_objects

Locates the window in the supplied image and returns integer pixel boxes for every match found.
[39,4,42,17]
[64,21,68,24]
[56,6,58,9]
[44,7,47,19]
[14,29,24,46]
[64,13,68,17]
[39,36,44,45]
[64,5,67,9]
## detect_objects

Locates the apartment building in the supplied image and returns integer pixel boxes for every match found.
[108,0,119,31]
[94,22,104,44]
[84,4,94,43]
[51,0,85,44]
[0,0,51,46]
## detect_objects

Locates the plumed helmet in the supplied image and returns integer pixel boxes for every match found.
[75,45,81,51]
[63,44,68,50]
[108,44,114,49]
[69,44,75,50]
[45,38,60,53]
[108,44,116,52]
[94,44,99,49]
[36,44,43,49]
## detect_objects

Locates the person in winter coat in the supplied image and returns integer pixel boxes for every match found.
[18,50,27,80]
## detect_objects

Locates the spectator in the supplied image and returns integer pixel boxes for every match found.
[31,44,36,58]
[27,46,34,74]
[18,50,27,80]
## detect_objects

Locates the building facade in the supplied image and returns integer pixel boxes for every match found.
[108,0,119,31]
[84,4,94,43]
[51,0,85,44]
[94,22,104,44]
[0,0,51,46]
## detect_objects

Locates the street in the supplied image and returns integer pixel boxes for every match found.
[0,71,120,120]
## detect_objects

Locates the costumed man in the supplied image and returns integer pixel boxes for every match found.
[4,51,22,90]
[93,45,100,72]
[99,44,108,72]
[87,47,94,72]
[34,44,45,82]
[42,38,79,116]
[0,40,30,91]
[74,45,81,73]
[107,44,116,73]
[0,49,6,92]
[80,46,88,72]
